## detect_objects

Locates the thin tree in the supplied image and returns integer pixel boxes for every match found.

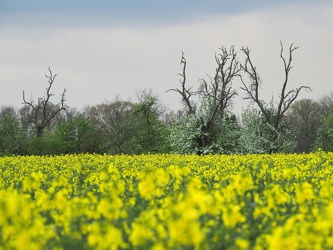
[240,42,311,151]
[168,46,241,148]
[168,51,195,115]
[22,67,67,138]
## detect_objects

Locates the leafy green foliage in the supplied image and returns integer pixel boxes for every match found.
[239,107,295,154]
[25,113,105,155]
[0,106,24,155]
[213,114,241,154]
[314,109,333,151]
[168,98,241,155]
[168,114,202,154]
[132,96,169,154]
[285,99,322,153]
[54,115,105,154]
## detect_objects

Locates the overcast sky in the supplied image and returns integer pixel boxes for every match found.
[1,0,332,114]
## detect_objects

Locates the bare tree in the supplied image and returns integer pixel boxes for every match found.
[198,46,240,118]
[168,51,196,115]
[240,42,311,150]
[168,46,240,148]
[22,67,67,137]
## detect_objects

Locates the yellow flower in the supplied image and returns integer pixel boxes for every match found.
[236,238,250,249]
[105,225,126,249]
[129,222,154,247]
[168,220,205,247]
[152,242,167,250]
[222,205,246,228]
[296,182,315,204]
[138,175,155,200]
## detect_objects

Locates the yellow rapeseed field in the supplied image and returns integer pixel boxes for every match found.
[1,152,333,249]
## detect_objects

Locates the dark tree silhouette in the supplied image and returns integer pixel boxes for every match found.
[168,46,240,149]
[22,67,66,137]
[240,42,311,151]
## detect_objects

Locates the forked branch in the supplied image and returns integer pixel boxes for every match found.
[240,42,311,129]
[22,67,67,137]
[167,52,195,115]
[276,42,311,127]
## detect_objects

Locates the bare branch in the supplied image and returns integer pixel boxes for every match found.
[22,91,35,109]
[22,67,67,137]
[240,46,270,121]
[167,46,240,149]
[167,52,195,114]
[240,41,312,138]
[275,42,310,128]
[204,46,240,115]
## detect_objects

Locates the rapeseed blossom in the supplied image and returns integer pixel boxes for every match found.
[0,152,333,249]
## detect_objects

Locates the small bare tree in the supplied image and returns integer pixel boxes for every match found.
[168,51,196,115]
[168,46,241,148]
[22,67,67,137]
[240,42,311,150]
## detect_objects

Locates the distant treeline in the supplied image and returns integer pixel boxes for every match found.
[1,43,333,155]
[0,92,332,156]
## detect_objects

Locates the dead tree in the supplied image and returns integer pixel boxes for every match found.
[240,42,311,149]
[168,46,240,148]
[198,46,240,119]
[168,51,196,115]
[22,67,67,137]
